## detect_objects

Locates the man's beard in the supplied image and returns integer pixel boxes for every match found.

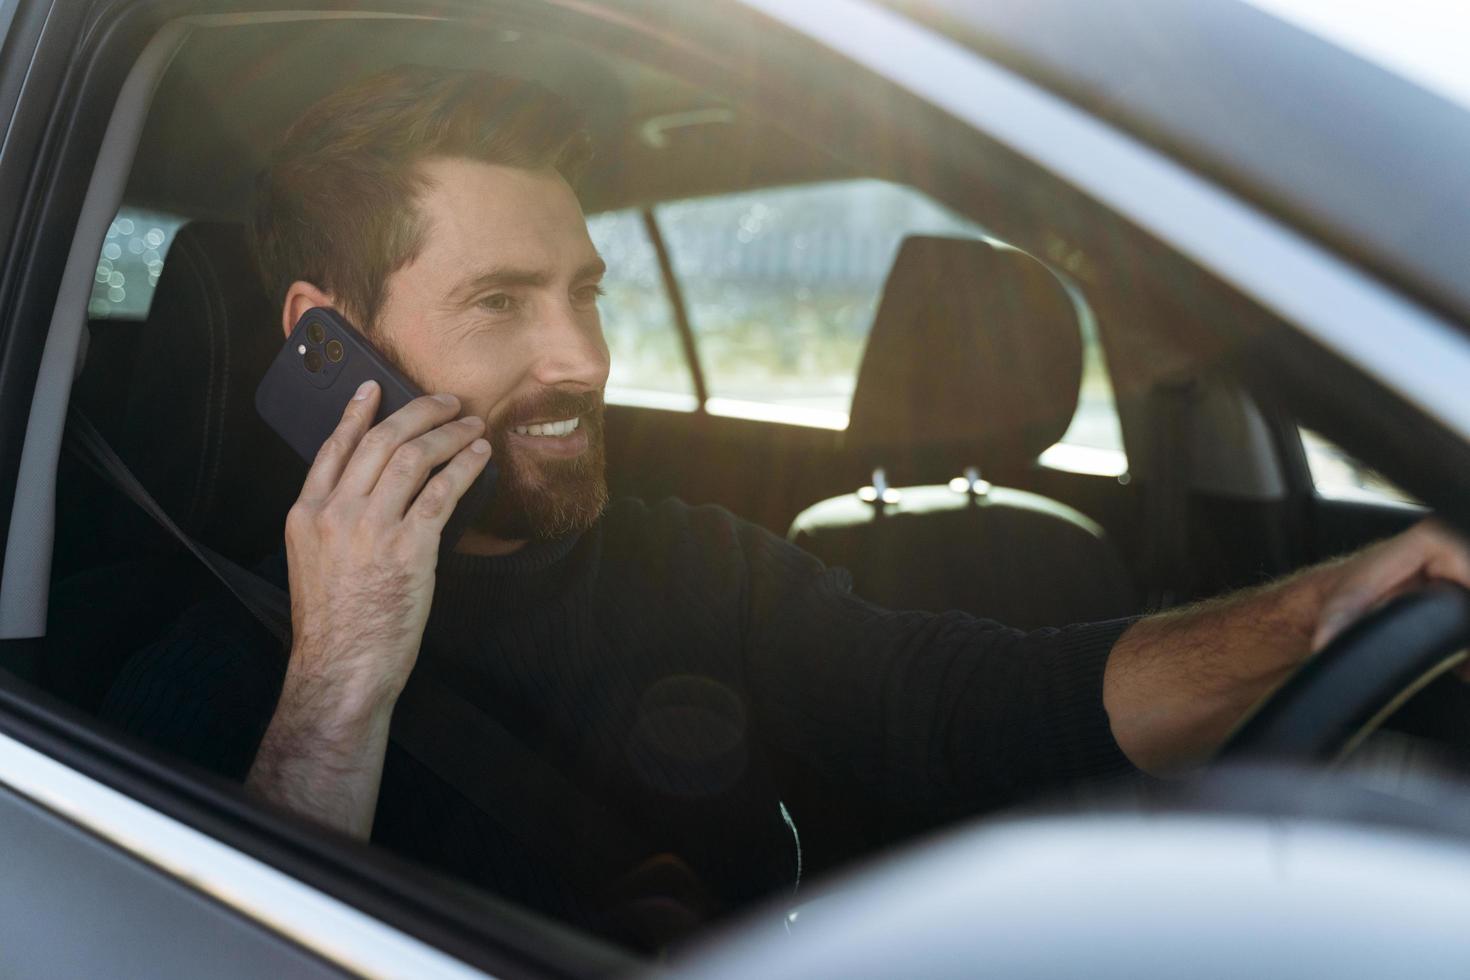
[469,388,609,541]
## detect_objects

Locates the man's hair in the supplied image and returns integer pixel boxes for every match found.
[252,65,593,330]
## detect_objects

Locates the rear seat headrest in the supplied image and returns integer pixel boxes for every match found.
[846,235,1083,479]
[111,221,304,562]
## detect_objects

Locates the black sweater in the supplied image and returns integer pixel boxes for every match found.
[102,497,1136,940]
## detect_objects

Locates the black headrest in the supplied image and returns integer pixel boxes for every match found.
[847,236,1082,479]
[112,222,304,562]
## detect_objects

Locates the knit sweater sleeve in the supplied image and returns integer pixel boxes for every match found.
[99,590,286,781]
[729,511,1139,819]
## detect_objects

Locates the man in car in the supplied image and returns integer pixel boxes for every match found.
[105,66,1470,945]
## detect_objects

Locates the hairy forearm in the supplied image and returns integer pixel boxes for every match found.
[1104,558,1347,774]
[246,659,396,839]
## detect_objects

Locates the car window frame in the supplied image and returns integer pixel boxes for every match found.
[0,0,99,593]
[0,0,22,62]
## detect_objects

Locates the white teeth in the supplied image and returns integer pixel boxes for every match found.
[511,416,580,437]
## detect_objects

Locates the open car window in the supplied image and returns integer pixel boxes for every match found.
[18,5,1158,958]
[7,0,1469,976]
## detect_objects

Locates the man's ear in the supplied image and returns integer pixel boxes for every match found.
[281,281,338,339]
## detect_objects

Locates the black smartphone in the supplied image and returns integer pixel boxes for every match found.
[255,306,499,559]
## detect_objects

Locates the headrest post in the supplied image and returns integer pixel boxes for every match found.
[948,466,993,504]
[857,466,901,515]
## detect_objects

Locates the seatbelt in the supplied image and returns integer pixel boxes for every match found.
[62,405,653,885]
[66,410,294,645]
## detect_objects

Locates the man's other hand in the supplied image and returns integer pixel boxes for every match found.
[1106,518,1470,775]
[1310,519,1470,655]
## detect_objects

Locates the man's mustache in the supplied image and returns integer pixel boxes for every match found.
[491,389,604,435]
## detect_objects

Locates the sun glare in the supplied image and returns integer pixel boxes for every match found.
[1240,0,1470,111]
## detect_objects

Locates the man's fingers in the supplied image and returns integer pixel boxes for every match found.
[365,414,486,523]
[1312,520,1470,651]
[1420,519,1470,588]
[1313,536,1423,651]
[334,392,464,499]
[407,438,492,531]
[299,379,380,503]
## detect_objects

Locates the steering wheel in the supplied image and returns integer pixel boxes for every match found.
[1216,582,1470,764]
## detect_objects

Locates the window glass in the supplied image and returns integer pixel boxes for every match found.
[585,209,696,410]
[1300,428,1422,506]
[653,179,1125,466]
[88,208,186,319]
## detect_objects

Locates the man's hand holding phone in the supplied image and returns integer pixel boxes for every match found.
[246,380,492,838]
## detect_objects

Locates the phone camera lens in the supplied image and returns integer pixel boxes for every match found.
[303,349,324,373]
[307,322,326,345]
[325,339,344,363]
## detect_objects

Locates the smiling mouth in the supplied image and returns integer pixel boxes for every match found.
[510,416,581,438]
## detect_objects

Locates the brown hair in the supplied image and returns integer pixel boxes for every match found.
[252,65,593,331]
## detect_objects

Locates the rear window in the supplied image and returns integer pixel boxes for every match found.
[600,178,1126,470]
[88,208,185,320]
[1300,428,1422,506]
[586,208,697,409]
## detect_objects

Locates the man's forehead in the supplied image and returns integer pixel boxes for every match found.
[409,157,597,278]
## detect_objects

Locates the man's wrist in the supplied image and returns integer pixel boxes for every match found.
[277,652,401,743]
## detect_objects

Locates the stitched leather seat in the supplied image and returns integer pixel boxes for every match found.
[788,236,1136,629]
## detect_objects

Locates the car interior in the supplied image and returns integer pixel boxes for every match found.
[5,1,1455,965]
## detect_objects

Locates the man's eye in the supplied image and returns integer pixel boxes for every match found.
[574,284,606,306]
[478,293,516,313]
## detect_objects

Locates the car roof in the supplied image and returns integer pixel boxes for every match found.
[125,15,852,222]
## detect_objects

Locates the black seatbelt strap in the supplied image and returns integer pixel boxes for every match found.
[393,673,650,883]
[65,409,294,644]
[63,405,652,881]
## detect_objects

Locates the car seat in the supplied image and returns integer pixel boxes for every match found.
[48,221,303,709]
[787,235,1136,629]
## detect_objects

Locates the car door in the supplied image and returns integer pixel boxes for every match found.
[0,758,349,978]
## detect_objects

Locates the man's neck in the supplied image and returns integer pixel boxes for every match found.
[453,528,529,558]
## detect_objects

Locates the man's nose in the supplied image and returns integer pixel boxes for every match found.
[530,299,610,389]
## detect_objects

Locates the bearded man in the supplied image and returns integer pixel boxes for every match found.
[104,65,1470,949]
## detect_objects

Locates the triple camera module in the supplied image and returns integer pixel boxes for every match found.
[297,316,347,390]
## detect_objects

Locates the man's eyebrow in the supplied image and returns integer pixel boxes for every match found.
[575,256,608,282]
[449,255,607,308]
[449,267,547,306]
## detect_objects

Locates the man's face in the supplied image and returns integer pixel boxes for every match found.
[372,157,611,540]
